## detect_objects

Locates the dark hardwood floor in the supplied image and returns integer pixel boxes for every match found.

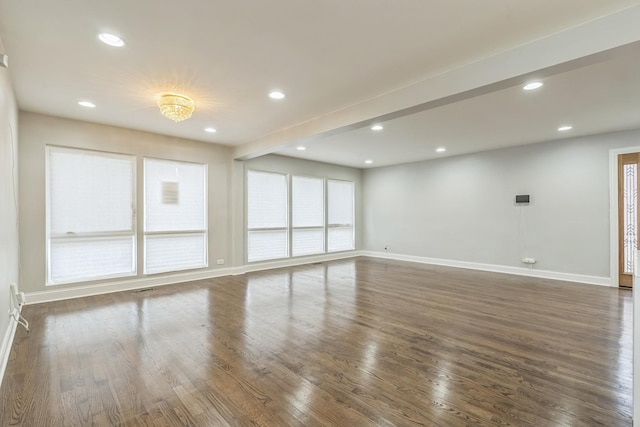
[0,257,633,426]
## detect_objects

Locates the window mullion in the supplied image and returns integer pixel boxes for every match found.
[288,174,292,258]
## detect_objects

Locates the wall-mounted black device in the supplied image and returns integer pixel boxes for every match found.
[515,194,530,204]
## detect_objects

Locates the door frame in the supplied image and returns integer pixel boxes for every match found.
[609,145,640,287]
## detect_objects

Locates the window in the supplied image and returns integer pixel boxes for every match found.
[46,147,136,285]
[292,176,324,256]
[144,158,207,274]
[247,171,355,262]
[247,171,288,262]
[328,180,355,252]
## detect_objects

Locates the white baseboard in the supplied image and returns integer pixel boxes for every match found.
[24,249,610,305]
[25,266,237,305]
[25,251,364,305]
[0,308,20,389]
[360,251,612,287]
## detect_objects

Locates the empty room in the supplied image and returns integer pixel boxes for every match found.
[1,1,639,426]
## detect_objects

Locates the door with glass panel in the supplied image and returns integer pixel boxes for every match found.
[618,153,639,288]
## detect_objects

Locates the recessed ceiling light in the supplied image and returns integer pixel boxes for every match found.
[436,147,446,153]
[98,33,125,47]
[371,124,384,131]
[558,125,573,132]
[523,81,543,91]
[296,146,306,151]
[269,91,285,100]
[78,101,96,108]
[204,127,217,133]
[364,160,373,164]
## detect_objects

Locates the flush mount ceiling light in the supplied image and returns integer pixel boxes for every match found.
[371,124,384,131]
[78,100,96,108]
[523,81,543,91]
[436,147,446,153]
[204,127,217,133]
[157,93,195,122]
[269,90,285,100]
[558,125,573,131]
[296,146,306,151]
[98,33,125,47]
[364,159,373,164]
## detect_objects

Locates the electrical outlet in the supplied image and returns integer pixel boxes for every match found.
[216,259,225,265]
[521,257,536,264]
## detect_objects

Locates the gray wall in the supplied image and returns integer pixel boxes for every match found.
[0,40,19,369]
[18,112,233,293]
[363,129,640,278]
[17,115,364,294]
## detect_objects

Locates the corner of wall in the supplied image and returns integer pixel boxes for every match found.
[0,42,20,388]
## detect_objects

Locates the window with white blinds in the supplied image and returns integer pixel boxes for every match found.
[247,171,288,262]
[46,147,136,285]
[144,158,207,274]
[328,179,355,252]
[247,171,354,262]
[292,176,324,256]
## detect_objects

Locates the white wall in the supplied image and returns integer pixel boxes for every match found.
[18,112,233,294]
[363,128,640,279]
[0,40,19,383]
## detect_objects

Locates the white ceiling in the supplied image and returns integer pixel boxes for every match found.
[1,1,640,167]
[279,50,640,167]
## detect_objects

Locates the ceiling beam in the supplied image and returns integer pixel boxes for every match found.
[233,5,640,161]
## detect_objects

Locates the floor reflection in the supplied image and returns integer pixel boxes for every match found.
[6,258,633,426]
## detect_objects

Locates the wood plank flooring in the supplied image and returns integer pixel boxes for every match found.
[0,257,633,426]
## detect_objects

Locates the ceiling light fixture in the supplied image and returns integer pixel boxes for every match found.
[436,147,446,153]
[371,124,384,131]
[204,127,217,133]
[523,81,543,91]
[98,33,125,47]
[157,93,195,122]
[78,100,96,108]
[269,91,285,100]
[296,146,306,151]
[364,160,373,164]
[558,125,573,132]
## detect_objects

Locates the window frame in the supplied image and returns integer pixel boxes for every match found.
[291,175,326,257]
[246,169,290,263]
[327,178,355,252]
[142,156,209,275]
[246,170,355,263]
[45,145,137,285]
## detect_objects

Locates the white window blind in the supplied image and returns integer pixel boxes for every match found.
[46,147,136,285]
[144,158,207,274]
[292,176,324,256]
[247,171,288,262]
[328,180,355,252]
